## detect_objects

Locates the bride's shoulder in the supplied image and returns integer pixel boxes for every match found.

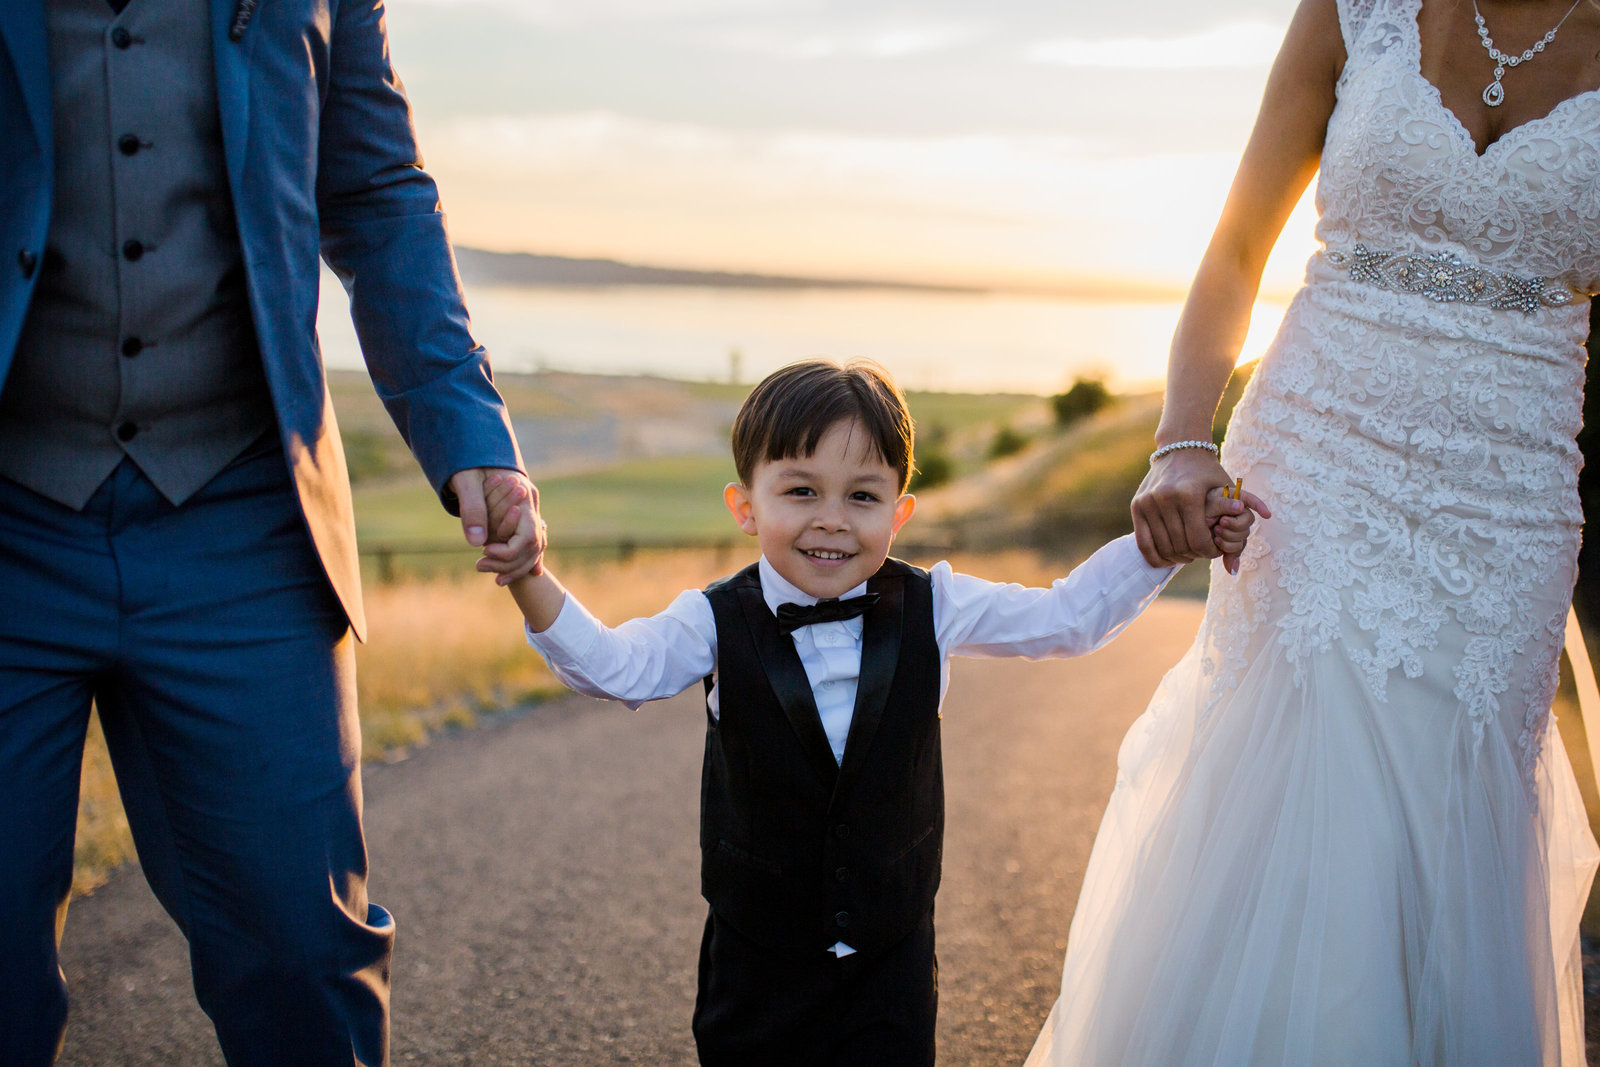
[1326,0,1406,58]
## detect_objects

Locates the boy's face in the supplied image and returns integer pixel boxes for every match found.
[725,418,915,601]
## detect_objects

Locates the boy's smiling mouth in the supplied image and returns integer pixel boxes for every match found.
[801,548,855,562]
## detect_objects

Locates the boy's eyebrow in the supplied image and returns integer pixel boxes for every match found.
[771,464,894,485]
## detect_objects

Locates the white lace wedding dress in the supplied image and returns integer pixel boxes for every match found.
[1027,0,1600,1063]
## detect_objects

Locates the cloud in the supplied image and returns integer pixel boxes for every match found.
[1026,22,1286,70]
[693,22,983,60]
[419,110,1295,290]
[402,0,812,27]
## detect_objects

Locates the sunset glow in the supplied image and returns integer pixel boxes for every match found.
[385,0,1317,297]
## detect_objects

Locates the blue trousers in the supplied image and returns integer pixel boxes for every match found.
[0,438,393,1066]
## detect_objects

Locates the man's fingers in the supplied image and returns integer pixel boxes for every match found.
[450,469,489,547]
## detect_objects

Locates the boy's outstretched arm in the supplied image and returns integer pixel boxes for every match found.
[481,474,568,630]
[940,535,1179,662]
[510,566,570,634]
[486,472,717,706]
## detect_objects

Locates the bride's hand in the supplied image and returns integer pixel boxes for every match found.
[1132,449,1234,567]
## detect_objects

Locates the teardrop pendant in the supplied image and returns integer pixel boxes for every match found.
[1483,78,1505,107]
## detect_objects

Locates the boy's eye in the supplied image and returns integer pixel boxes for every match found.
[785,486,816,498]
[851,491,880,503]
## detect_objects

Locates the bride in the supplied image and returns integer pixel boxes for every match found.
[1028,0,1600,1062]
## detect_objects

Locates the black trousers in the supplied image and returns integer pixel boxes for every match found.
[692,907,937,1067]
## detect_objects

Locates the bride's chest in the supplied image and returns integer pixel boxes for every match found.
[1316,59,1600,284]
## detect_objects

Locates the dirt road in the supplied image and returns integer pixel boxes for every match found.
[55,599,1204,1066]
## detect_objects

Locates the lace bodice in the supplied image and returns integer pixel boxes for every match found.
[1319,0,1600,296]
[1210,0,1599,800]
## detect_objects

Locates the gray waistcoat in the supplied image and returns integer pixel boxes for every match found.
[0,0,275,510]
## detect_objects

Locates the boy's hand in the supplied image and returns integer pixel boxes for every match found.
[1203,483,1271,576]
[484,472,525,543]
[478,471,547,584]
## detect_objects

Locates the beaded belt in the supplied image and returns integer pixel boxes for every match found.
[1324,244,1579,313]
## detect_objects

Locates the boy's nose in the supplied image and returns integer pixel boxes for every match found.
[814,502,848,530]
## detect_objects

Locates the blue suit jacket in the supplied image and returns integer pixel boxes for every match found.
[0,0,524,640]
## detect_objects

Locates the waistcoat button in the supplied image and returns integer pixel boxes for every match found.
[834,911,851,928]
[122,240,144,261]
[834,867,849,882]
[111,27,133,49]
[17,249,37,279]
[116,422,138,442]
[121,337,144,358]
[118,134,142,156]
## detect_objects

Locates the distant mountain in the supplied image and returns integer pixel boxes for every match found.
[451,246,981,293]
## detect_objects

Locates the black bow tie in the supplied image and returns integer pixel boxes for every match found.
[775,594,879,637]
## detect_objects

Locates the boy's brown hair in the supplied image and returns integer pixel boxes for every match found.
[730,358,916,493]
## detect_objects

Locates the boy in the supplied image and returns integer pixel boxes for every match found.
[486,359,1257,1066]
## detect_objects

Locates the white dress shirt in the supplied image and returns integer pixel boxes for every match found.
[526,533,1176,756]
[525,533,1175,954]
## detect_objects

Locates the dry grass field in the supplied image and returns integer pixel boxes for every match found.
[66,372,1197,895]
[70,543,1089,895]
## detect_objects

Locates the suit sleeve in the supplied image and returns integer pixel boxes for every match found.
[314,0,523,511]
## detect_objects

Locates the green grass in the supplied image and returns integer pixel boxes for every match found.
[353,453,739,546]
[534,454,739,540]
[906,391,1036,437]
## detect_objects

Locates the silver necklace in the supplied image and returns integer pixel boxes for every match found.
[1472,0,1584,107]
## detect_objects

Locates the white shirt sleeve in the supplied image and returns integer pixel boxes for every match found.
[524,588,718,710]
[932,533,1178,662]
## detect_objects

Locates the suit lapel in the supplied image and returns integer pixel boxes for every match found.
[210,0,253,192]
[738,585,841,790]
[0,0,52,160]
[834,569,904,801]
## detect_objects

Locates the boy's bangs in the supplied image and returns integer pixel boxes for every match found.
[733,359,914,491]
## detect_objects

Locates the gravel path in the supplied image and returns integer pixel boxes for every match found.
[55,601,1201,1066]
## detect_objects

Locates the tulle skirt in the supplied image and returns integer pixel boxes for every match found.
[1026,477,1599,1066]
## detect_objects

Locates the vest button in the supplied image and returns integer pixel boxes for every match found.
[834,911,851,928]
[834,867,849,882]
[116,421,138,442]
[118,134,142,157]
[833,824,850,840]
[121,336,144,358]
[18,249,37,279]
[111,27,133,49]
[122,240,145,262]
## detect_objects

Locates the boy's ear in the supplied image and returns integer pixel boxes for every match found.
[890,494,916,538]
[724,482,758,536]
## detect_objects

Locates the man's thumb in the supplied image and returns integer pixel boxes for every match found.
[452,470,488,547]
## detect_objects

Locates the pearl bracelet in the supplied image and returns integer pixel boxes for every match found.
[1148,440,1219,464]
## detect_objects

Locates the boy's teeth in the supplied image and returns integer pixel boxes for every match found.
[808,550,848,559]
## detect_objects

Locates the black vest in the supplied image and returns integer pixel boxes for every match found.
[700,558,944,959]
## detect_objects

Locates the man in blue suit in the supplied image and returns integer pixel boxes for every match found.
[0,0,544,1062]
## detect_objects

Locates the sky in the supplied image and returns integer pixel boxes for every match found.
[381,0,1319,297]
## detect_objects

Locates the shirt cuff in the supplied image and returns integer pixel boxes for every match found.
[523,592,603,667]
[1108,533,1180,594]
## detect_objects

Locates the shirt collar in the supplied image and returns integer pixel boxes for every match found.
[756,555,870,617]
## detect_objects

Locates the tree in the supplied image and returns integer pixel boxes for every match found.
[988,425,1028,459]
[1052,378,1111,427]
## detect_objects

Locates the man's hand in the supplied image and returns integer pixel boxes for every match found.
[447,468,547,583]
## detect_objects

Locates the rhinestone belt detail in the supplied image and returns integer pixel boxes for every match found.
[1325,244,1578,313]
